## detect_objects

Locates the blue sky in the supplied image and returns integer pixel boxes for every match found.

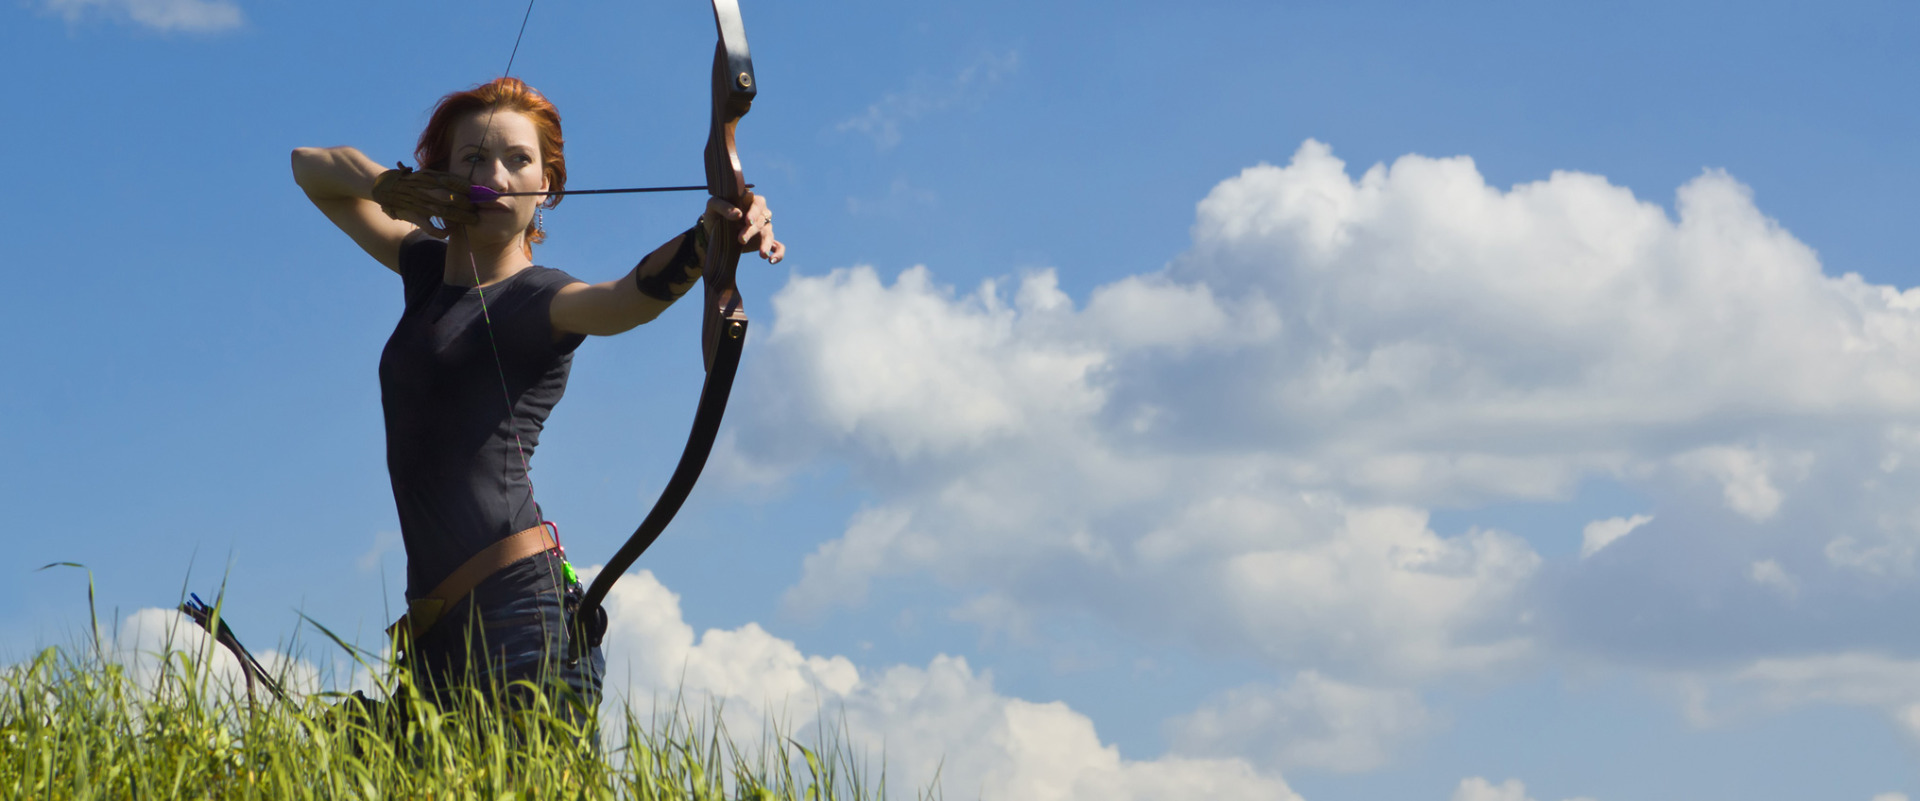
[6,1,1919,799]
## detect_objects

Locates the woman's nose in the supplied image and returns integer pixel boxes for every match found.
[468,159,504,185]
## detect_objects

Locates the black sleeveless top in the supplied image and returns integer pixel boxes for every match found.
[379,236,586,598]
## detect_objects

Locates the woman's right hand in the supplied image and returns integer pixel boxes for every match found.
[371,165,479,239]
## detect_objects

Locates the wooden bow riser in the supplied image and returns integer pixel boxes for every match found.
[701,10,754,371]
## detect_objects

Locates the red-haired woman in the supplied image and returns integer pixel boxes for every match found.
[290,77,783,717]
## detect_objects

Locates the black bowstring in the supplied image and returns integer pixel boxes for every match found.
[502,0,536,76]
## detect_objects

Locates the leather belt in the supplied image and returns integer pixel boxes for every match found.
[386,523,558,647]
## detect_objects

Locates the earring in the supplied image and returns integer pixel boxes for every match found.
[535,209,545,236]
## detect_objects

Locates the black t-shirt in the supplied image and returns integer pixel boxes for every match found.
[380,236,586,598]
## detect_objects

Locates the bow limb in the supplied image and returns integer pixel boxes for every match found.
[573,0,755,650]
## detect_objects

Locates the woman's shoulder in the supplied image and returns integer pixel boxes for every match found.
[517,264,585,292]
[395,233,449,301]
[399,231,448,263]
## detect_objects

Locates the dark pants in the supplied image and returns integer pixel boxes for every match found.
[408,550,606,725]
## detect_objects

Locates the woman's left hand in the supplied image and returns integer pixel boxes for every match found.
[704,193,785,265]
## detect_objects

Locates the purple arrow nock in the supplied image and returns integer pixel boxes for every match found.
[467,185,501,203]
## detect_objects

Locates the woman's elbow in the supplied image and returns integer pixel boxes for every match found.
[290,148,322,186]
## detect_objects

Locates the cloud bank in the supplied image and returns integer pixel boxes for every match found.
[42,0,243,32]
[723,138,1920,735]
[592,569,1300,801]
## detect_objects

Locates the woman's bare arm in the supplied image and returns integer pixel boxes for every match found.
[548,231,695,336]
[549,194,783,338]
[291,146,423,272]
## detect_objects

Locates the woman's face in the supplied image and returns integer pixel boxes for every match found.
[447,109,548,246]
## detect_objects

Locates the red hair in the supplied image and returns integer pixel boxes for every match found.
[416,77,567,252]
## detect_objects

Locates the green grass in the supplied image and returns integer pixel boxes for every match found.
[0,622,921,800]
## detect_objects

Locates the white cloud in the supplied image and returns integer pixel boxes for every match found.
[1212,503,1538,674]
[842,660,1299,801]
[950,591,1039,645]
[592,569,1299,801]
[761,266,1104,463]
[1580,514,1653,558]
[1683,652,1920,743]
[1169,671,1431,772]
[1174,141,1920,465]
[1451,777,1595,801]
[356,529,403,573]
[1748,559,1798,600]
[42,0,243,32]
[733,136,1920,687]
[837,51,1020,150]
[844,176,939,218]
[760,263,1541,678]
[1673,446,1810,522]
[1872,793,1910,801]
[1727,652,1920,710]
[594,565,859,709]
[1826,523,1920,578]
[1454,778,1532,801]
[1081,275,1247,352]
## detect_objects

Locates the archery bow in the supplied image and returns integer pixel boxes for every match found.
[569,0,757,657]
[179,593,287,704]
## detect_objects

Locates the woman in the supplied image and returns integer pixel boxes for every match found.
[291,77,783,715]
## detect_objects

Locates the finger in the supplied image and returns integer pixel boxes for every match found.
[390,191,443,216]
[396,172,465,201]
[404,170,463,195]
[393,189,477,225]
[426,171,470,193]
[706,196,746,222]
[405,212,451,240]
[387,196,456,224]
[405,183,467,208]
[434,203,480,225]
[405,207,455,237]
